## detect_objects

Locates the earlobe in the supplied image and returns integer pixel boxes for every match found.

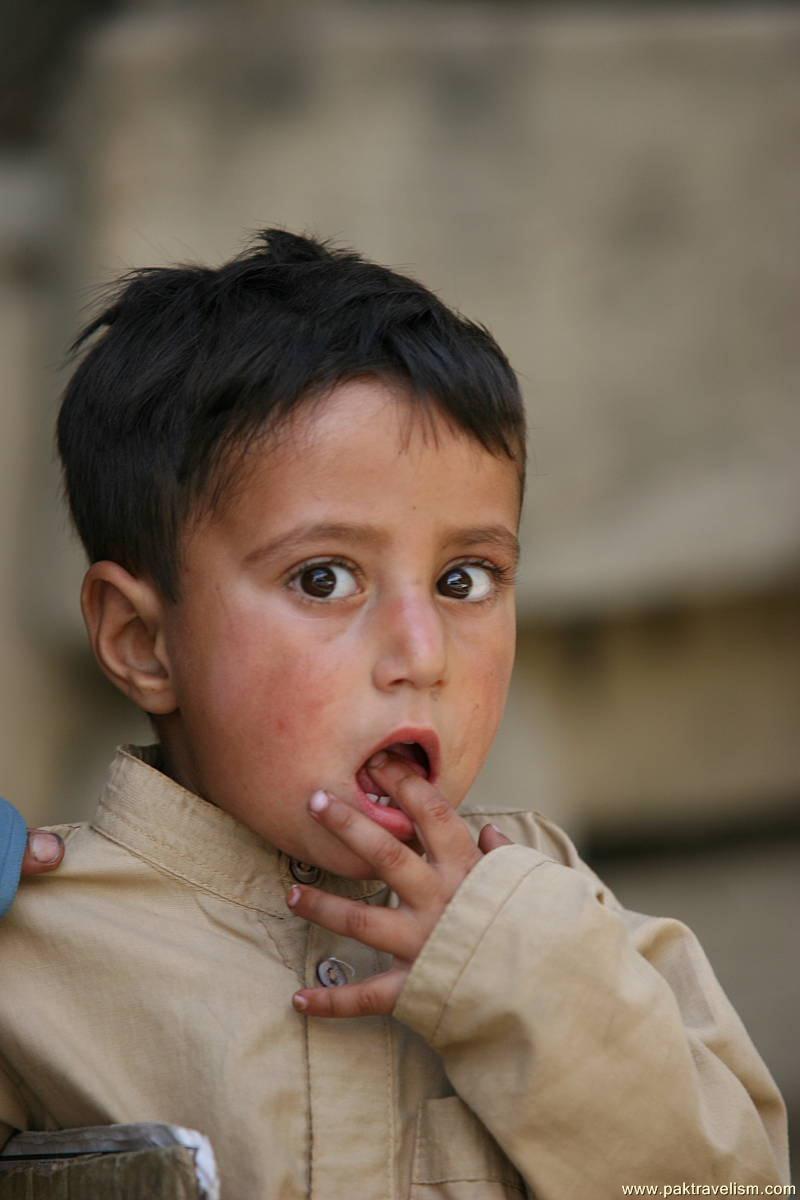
[80,562,177,715]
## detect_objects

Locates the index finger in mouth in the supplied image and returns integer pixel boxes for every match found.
[363,755,476,864]
[309,790,437,902]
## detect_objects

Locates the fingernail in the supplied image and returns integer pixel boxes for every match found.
[30,832,62,864]
[292,993,308,1011]
[490,824,504,835]
[287,885,302,907]
[367,750,388,769]
[309,789,330,814]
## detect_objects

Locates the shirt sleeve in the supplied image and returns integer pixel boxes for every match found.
[393,837,790,1198]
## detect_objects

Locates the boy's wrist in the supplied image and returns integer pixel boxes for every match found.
[394,843,551,1042]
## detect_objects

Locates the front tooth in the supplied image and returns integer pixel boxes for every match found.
[377,795,392,806]
[366,793,379,803]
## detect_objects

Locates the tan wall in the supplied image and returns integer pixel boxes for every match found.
[1,0,797,1144]
[1,7,798,824]
[476,590,800,832]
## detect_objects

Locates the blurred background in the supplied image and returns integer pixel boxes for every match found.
[1,0,798,1166]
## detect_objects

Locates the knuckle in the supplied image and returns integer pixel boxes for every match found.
[344,901,371,941]
[422,795,452,825]
[373,836,406,873]
[317,990,336,1017]
[331,804,356,834]
[356,986,379,1017]
[328,988,352,1019]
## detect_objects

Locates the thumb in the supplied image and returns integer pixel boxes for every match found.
[21,830,64,876]
[478,822,513,856]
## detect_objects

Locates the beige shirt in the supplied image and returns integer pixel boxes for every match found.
[0,745,789,1199]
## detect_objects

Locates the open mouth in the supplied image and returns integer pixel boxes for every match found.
[356,741,431,804]
[352,733,437,841]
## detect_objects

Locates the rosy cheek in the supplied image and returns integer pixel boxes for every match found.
[460,656,512,760]
[249,648,342,750]
[279,656,341,725]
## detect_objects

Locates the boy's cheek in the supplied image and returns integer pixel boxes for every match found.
[456,657,515,777]
[203,648,344,765]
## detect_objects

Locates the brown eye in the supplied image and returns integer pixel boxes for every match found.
[290,560,360,602]
[437,564,495,602]
[300,566,336,598]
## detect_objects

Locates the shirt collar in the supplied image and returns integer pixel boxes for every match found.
[91,743,389,916]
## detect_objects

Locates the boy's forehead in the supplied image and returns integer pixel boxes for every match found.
[269,376,468,459]
[201,378,522,549]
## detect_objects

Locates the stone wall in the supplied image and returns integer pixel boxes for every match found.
[1,0,797,1155]
[12,1,798,826]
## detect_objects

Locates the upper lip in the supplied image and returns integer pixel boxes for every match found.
[360,726,441,786]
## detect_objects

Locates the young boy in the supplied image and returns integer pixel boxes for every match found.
[0,231,789,1198]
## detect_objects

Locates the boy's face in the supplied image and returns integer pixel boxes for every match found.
[159,378,521,878]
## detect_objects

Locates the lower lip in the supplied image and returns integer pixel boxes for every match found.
[354,787,417,841]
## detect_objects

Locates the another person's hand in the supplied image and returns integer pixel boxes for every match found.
[21,829,65,876]
[1,797,64,919]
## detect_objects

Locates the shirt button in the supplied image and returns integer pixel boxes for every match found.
[316,957,354,988]
[290,859,322,885]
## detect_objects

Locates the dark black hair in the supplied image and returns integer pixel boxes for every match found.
[57,228,527,603]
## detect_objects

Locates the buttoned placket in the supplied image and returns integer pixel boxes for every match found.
[277,860,398,1200]
[91,747,431,1198]
[289,859,322,886]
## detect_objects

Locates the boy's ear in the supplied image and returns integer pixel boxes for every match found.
[80,562,177,715]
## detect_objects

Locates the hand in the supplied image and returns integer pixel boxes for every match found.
[22,830,64,876]
[0,798,64,920]
[286,750,513,1018]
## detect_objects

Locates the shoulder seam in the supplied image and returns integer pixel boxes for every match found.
[90,823,289,917]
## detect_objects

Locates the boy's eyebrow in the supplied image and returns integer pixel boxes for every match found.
[243,522,521,567]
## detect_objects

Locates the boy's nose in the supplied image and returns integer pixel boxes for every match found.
[370,591,447,693]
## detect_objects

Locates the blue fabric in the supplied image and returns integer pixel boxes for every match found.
[0,796,27,919]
